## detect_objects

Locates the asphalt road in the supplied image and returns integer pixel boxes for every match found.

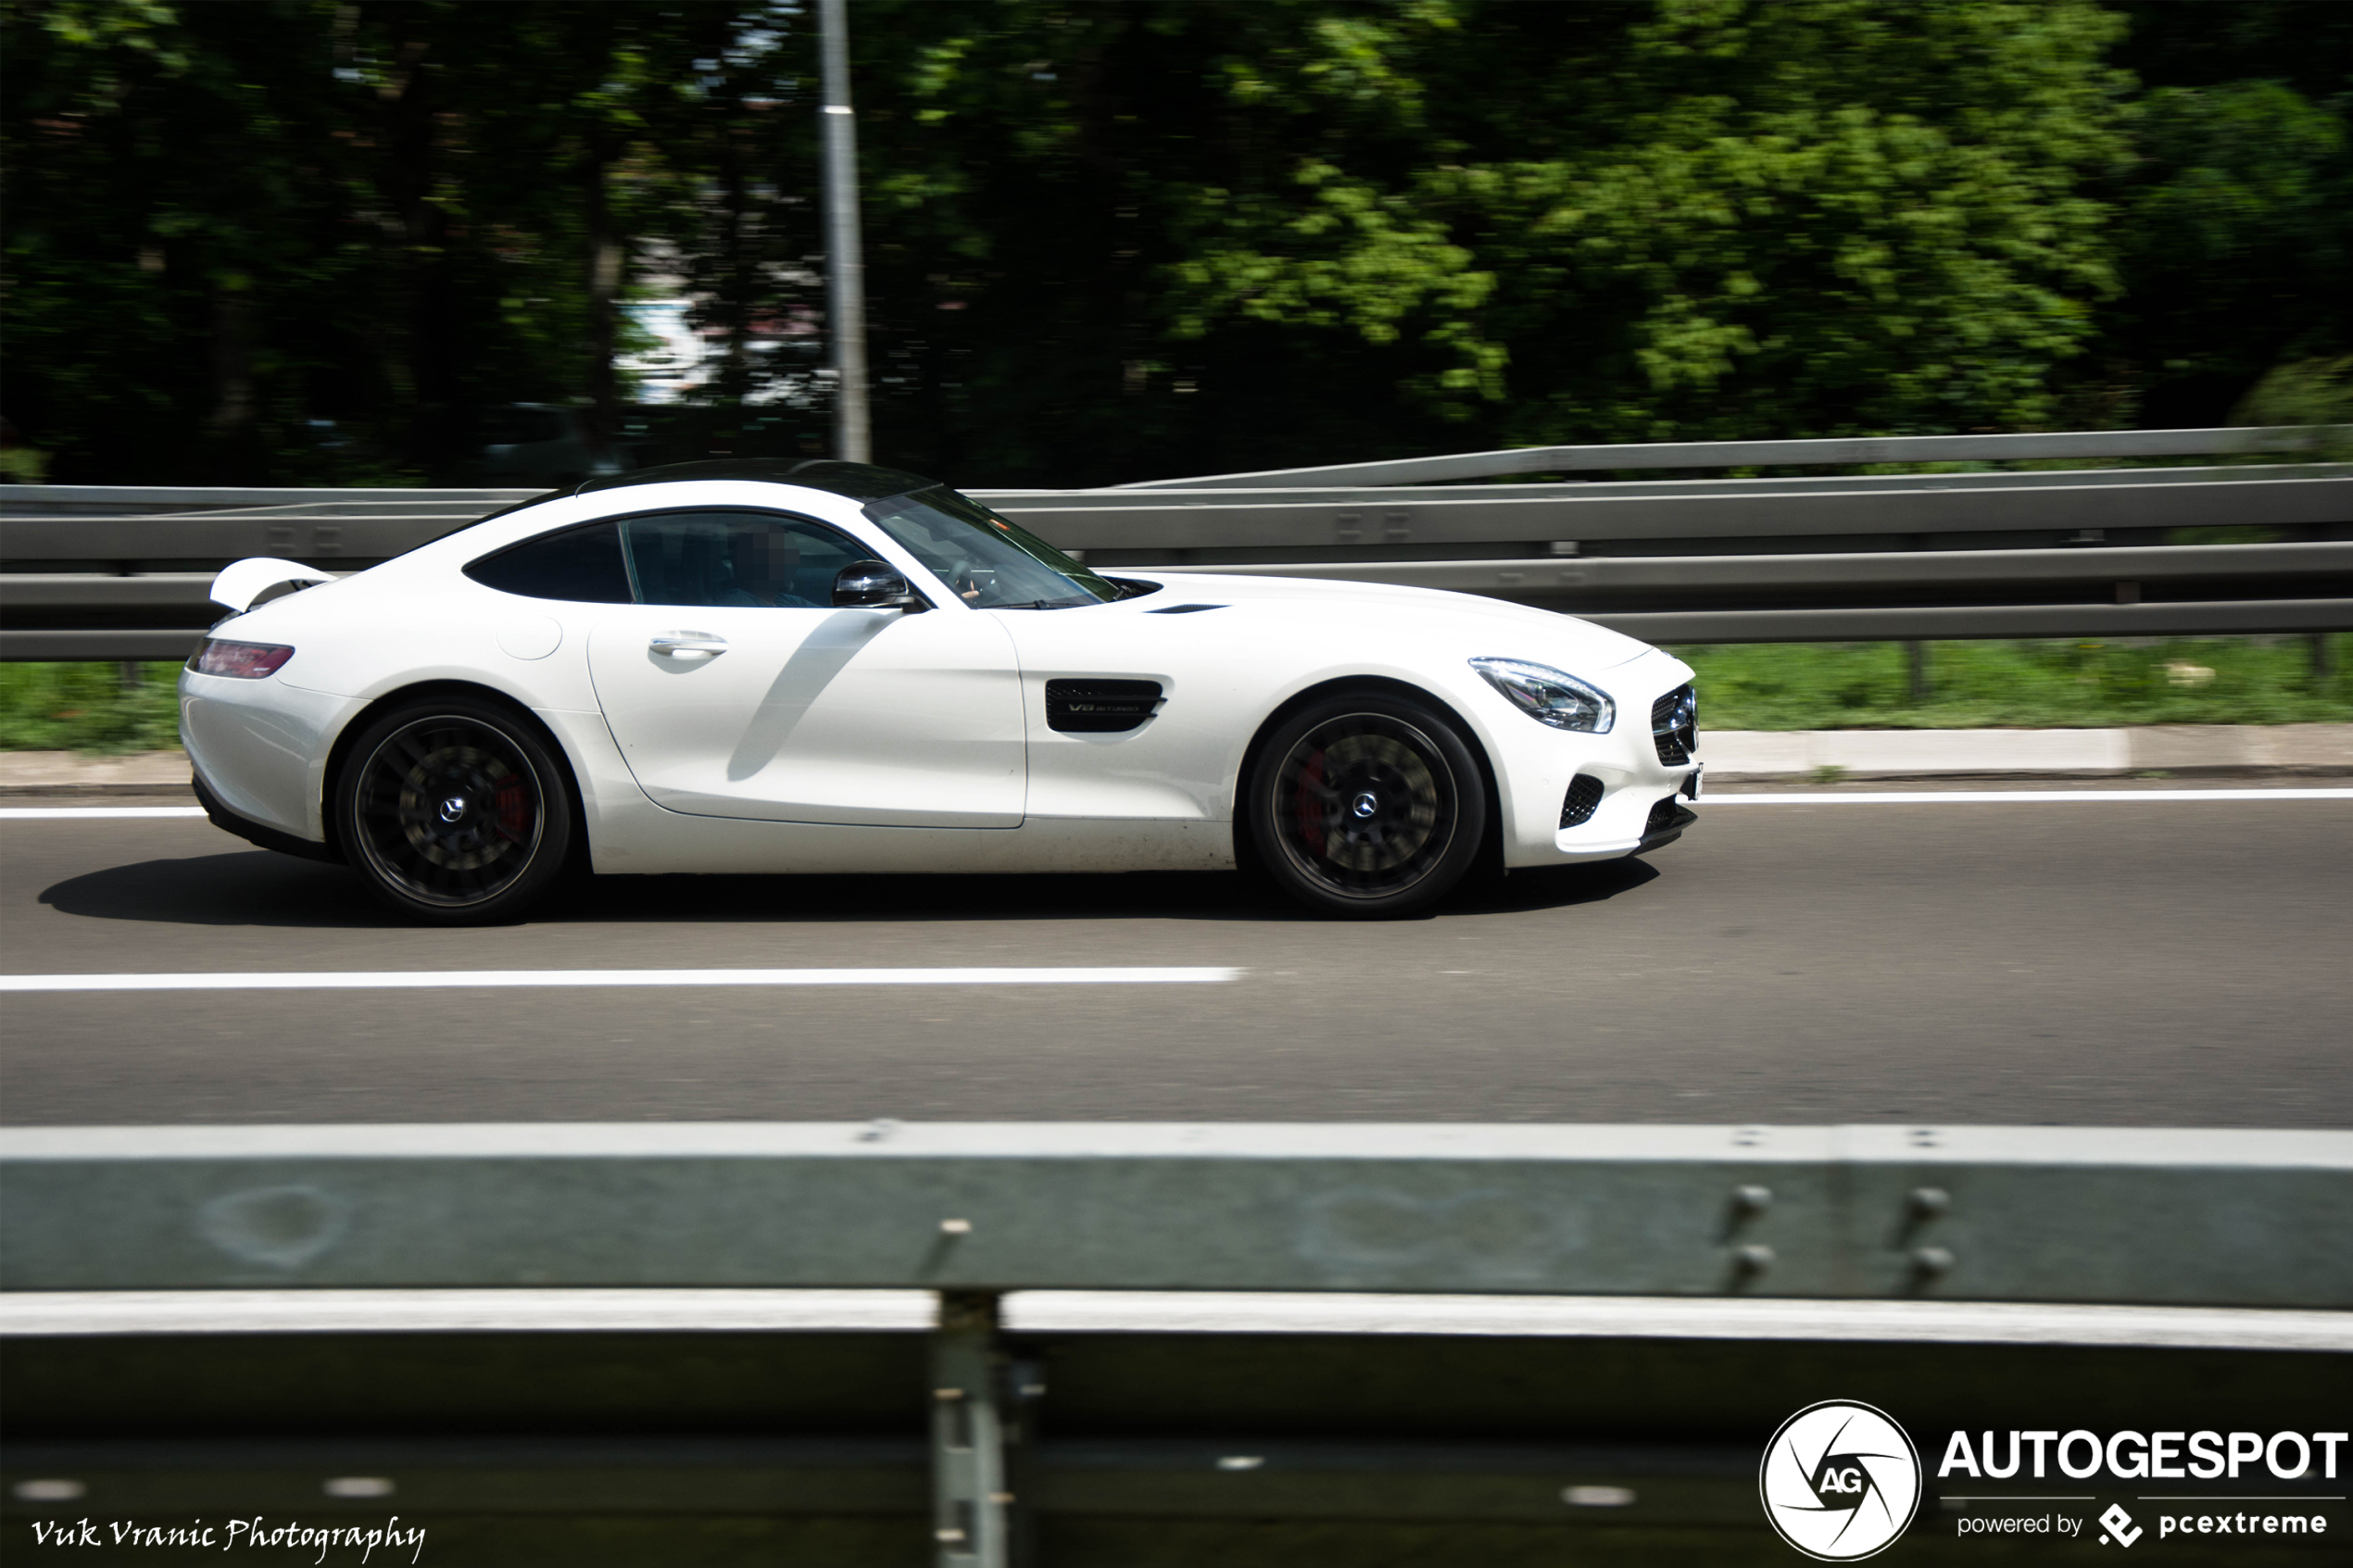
[3,789,2347,1129]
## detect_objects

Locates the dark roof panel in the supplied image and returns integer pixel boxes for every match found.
[574,458,939,503]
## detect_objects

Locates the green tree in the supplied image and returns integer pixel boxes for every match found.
[6,0,2345,491]
[849,0,2131,483]
[1159,0,2133,446]
[4,0,365,481]
[2091,1,2353,427]
[0,0,724,483]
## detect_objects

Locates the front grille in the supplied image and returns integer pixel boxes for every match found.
[1652,684,1697,766]
[1560,773,1604,828]
[1046,678,1164,734]
[1644,795,1682,835]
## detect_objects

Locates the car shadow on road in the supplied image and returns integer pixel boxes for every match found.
[1452,857,1661,916]
[38,851,403,930]
[40,849,1664,930]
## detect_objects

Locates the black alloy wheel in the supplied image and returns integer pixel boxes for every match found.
[1248,692,1487,917]
[335,696,574,923]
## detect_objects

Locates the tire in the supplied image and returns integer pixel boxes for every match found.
[333,695,575,924]
[1246,690,1488,917]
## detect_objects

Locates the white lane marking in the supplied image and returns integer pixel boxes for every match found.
[0,966,1239,994]
[0,1289,2341,1351]
[1004,1292,2353,1351]
[0,806,208,819]
[15,1123,2335,1166]
[1705,788,2353,805]
[0,1289,938,1336]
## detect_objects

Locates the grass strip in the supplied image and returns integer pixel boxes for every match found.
[1671,635,2350,731]
[0,662,186,752]
[1,636,2347,752]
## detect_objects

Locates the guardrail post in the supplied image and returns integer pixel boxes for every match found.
[931,1290,1012,1568]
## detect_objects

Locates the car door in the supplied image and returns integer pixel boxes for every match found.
[585,508,1026,827]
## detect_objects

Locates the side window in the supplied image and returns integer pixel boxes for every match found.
[464,521,631,603]
[619,511,868,609]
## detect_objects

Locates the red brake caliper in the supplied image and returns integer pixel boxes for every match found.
[1294,750,1327,857]
[495,773,531,844]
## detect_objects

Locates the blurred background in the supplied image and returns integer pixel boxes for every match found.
[6,0,2351,491]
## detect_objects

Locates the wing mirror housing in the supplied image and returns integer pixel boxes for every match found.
[832,559,930,613]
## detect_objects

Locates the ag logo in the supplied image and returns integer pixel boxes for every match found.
[1760,1399,1923,1560]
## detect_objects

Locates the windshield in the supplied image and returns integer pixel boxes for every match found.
[863,485,1119,609]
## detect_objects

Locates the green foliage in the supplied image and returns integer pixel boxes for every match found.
[2,1,2347,483]
[0,0,774,483]
[1676,637,2353,731]
[2232,357,2353,447]
[2089,3,2353,426]
[849,0,2135,481]
[0,663,184,752]
[1178,0,2132,441]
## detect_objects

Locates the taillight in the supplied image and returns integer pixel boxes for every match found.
[189,639,295,679]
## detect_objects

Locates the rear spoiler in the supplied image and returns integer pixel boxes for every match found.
[208,558,336,613]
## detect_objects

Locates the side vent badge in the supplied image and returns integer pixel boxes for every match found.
[1046,679,1165,734]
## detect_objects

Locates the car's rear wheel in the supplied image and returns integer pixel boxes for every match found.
[1247,691,1487,917]
[335,695,573,924]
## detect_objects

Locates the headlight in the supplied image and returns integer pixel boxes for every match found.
[1469,657,1614,734]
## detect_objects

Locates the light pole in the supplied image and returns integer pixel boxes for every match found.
[818,0,870,463]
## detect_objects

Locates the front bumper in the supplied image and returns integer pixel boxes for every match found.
[1492,654,1701,869]
[1636,796,1701,853]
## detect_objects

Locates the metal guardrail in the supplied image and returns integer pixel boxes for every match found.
[6,1123,2347,1306]
[1121,422,2353,488]
[4,428,2350,658]
[5,1123,2347,1563]
[10,1306,2340,1557]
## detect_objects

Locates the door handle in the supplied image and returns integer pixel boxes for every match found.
[649,633,728,658]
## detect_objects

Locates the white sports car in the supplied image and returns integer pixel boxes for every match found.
[180,460,1700,922]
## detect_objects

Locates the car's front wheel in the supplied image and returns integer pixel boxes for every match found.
[334,695,574,924]
[1247,691,1487,917]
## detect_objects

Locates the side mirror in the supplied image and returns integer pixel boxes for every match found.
[832,559,929,613]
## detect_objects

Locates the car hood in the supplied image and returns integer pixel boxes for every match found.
[1114,571,1658,671]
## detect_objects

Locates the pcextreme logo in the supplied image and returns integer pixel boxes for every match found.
[2099,1504,2145,1547]
[1761,1400,1925,1561]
